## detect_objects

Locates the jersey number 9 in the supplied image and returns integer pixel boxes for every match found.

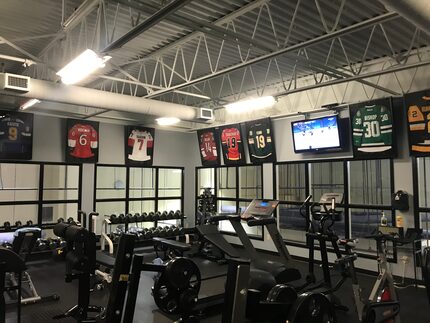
[8,127,17,141]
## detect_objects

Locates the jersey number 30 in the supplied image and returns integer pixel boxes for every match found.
[363,121,380,138]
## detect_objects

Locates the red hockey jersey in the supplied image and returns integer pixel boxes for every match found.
[221,127,242,161]
[68,124,98,158]
[200,132,218,161]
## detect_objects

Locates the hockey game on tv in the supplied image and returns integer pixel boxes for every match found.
[292,116,341,152]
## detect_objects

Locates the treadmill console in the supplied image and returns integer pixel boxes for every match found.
[241,199,279,219]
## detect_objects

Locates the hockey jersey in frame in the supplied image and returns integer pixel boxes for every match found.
[66,119,99,163]
[125,126,155,166]
[0,111,33,160]
[245,118,276,164]
[405,89,430,156]
[350,98,396,159]
[197,128,220,167]
[219,124,246,165]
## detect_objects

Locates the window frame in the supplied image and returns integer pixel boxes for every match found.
[274,157,396,261]
[0,161,82,229]
[412,157,430,243]
[195,164,264,240]
[94,164,184,218]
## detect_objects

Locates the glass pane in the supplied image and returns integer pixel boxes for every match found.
[158,199,181,213]
[418,157,430,208]
[96,166,126,199]
[217,167,236,198]
[350,208,392,238]
[43,165,79,200]
[197,168,215,196]
[310,161,344,202]
[158,169,182,197]
[0,163,39,201]
[349,159,391,205]
[218,200,236,233]
[239,166,262,199]
[128,200,155,214]
[41,203,78,224]
[421,212,430,243]
[0,204,38,226]
[239,201,262,237]
[278,204,307,243]
[129,168,156,198]
[96,201,126,217]
[278,163,306,202]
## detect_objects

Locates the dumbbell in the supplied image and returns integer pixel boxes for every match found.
[3,221,11,231]
[153,211,161,221]
[174,210,182,219]
[165,226,174,236]
[57,218,64,223]
[142,229,151,240]
[148,212,155,221]
[48,238,59,250]
[124,214,132,224]
[168,210,175,219]
[36,238,49,251]
[178,227,184,235]
[151,227,161,237]
[109,214,118,224]
[15,221,22,228]
[136,213,143,222]
[117,214,125,224]
[67,217,75,224]
[171,225,180,235]
[160,211,168,220]
[25,220,33,227]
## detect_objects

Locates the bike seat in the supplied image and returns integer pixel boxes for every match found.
[338,238,358,248]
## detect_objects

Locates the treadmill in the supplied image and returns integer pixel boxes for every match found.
[227,199,301,284]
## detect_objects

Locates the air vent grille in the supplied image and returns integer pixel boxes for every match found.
[7,75,28,88]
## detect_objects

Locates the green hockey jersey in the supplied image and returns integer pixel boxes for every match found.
[352,105,392,152]
[248,122,274,160]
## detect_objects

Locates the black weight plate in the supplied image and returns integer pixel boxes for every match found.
[266,284,297,303]
[165,257,201,292]
[153,274,181,314]
[287,292,337,323]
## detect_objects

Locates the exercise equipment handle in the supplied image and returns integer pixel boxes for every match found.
[247,217,276,227]
[208,215,236,223]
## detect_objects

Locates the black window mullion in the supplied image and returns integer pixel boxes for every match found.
[125,166,130,214]
[344,160,350,238]
[78,164,83,211]
[37,165,44,225]
[155,168,159,212]
[412,156,420,229]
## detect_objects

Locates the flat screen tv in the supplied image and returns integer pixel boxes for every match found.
[291,115,341,152]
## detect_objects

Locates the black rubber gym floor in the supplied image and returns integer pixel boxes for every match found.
[5,248,429,323]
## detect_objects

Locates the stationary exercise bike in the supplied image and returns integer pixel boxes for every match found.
[336,226,401,323]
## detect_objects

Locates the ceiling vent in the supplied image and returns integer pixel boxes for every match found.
[0,73,30,93]
[197,108,213,121]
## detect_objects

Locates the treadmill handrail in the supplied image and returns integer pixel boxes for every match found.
[208,214,239,223]
[247,217,276,227]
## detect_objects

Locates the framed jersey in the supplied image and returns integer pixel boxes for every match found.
[219,124,246,165]
[350,98,396,159]
[405,89,430,156]
[125,126,155,166]
[66,119,99,163]
[0,111,33,160]
[197,128,220,167]
[245,118,276,164]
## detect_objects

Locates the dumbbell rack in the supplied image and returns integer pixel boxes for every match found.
[100,211,187,253]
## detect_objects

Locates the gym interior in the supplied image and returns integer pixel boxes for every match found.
[0,0,430,322]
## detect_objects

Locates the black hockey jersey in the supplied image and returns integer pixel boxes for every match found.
[0,115,32,154]
[408,96,430,153]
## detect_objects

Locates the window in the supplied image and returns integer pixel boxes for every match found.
[95,165,184,230]
[0,162,81,228]
[417,157,430,244]
[276,159,395,256]
[196,165,264,239]
[349,159,393,253]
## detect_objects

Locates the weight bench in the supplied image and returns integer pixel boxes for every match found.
[153,237,191,260]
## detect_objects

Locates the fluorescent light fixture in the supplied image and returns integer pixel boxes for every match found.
[20,98,40,110]
[225,96,276,113]
[56,49,111,85]
[156,117,180,126]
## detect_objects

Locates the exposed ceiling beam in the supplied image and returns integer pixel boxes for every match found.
[102,0,193,53]
[143,12,400,98]
[276,59,430,98]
